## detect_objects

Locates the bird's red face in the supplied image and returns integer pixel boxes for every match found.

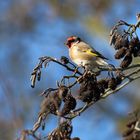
[65,36,81,48]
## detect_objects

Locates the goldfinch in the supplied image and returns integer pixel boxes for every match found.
[65,36,109,71]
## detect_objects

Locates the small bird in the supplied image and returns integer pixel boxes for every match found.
[65,36,110,71]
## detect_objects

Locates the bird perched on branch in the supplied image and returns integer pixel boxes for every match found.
[65,36,110,71]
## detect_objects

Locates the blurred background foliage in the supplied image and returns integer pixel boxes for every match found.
[0,0,140,139]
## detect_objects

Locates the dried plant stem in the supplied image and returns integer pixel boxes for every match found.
[102,75,140,98]
[67,68,140,119]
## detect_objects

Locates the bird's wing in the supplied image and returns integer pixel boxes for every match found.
[77,44,108,60]
[88,49,108,60]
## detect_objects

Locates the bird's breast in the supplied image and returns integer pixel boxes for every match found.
[69,46,97,66]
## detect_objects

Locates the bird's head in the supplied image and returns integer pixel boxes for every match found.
[65,36,81,48]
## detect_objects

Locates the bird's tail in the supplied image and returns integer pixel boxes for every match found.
[97,58,109,66]
[97,58,115,70]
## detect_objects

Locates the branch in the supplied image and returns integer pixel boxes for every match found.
[67,68,140,119]
[102,75,140,98]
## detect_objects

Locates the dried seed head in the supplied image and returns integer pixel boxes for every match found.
[123,37,129,48]
[125,49,133,57]
[79,74,97,91]
[79,75,100,102]
[108,77,117,90]
[48,121,72,140]
[60,56,69,64]
[114,47,126,59]
[61,94,76,116]
[129,37,139,47]
[58,86,69,99]
[79,85,100,102]
[39,92,62,116]
[97,79,109,89]
[97,79,109,94]
[113,35,129,50]
[47,131,61,140]
[114,35,124,50]
[97,84,105,94]
[59,121,72,138]
[120,55,132,68]
[92,88,101,101]
[78,90,94,103]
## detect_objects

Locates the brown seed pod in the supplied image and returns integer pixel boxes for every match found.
[79,81,100,102]
[123,37,129,48]
[59,121,72,138]
[113,35,129,50]
[48,133,61,140]
[114,35,124,50]
[120,55,132,68]
[108,77,117,90]
[97,79,109,94]
[97,83,105,94]
[78,74,100,102]
[126,49,133,57]
[97,79,109,89]
[58,86,69,99]
[79,86,101,102]
[129,37,139,48]
[115,47,126,59]
[61,94,76,116]
[78,90,94,103]
[38,92,62,116]
[48,121,72,140]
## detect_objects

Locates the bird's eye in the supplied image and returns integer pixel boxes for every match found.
[74,37,80,43]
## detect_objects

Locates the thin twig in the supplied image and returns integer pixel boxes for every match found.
[67,71,140,119]
[49,57,82,75]
[102,75,140,98]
